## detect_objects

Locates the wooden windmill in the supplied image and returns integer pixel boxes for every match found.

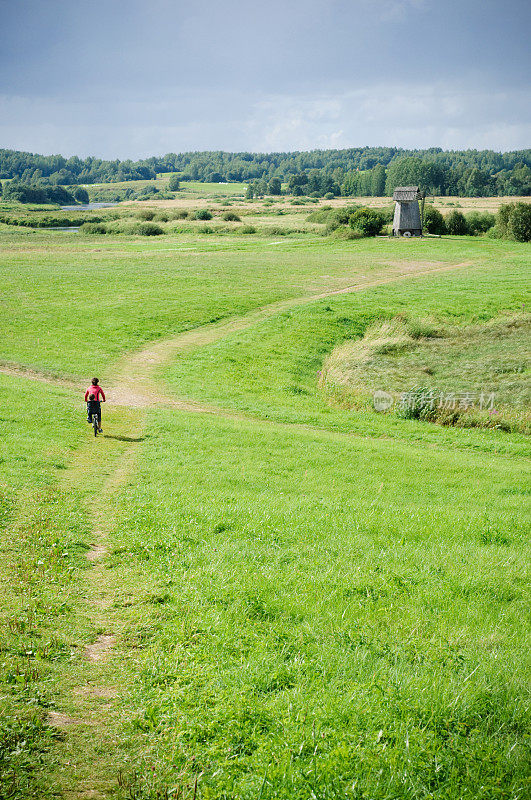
[392,186,425,237]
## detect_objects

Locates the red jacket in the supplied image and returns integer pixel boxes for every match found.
[84,385,106,402]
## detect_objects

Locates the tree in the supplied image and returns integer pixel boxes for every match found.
[370,164,386,196]
[445,210,468,235]
[245,184,254,199]
[168,175,180,191]
[385,157,448,195]
[255,178,268,197]
[267,177,281,195]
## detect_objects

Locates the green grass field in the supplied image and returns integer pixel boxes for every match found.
[0,216,529,799]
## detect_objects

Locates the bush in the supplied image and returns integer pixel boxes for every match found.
[137,209,156,221]
[73,187,89,204]
[378,205,395,224]
[154,211,170,222]
[349,208,383,237]
[423,206,446,235]
[241,224,256,234]
[194,209,213,220]
[307,208,335,224]
[334,205,361,225]
[497,202,531,242]
[263,226,288,236]
[465,211,495,235]
[168,175,180,191]
[222,211,241,222]
[134,222,164,236]
[80,222,107,234]
[324,192,335,200]
[170,210,189,219]
[445,210,468,235]
[331,226,363,240]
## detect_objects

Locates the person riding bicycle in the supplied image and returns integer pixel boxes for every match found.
[84,377,105,432]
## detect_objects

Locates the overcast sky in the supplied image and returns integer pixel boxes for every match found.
[0,0,529,158]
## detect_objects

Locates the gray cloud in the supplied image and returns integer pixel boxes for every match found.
[0,0,529,156]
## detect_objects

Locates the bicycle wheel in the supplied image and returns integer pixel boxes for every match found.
[92,414,99,437]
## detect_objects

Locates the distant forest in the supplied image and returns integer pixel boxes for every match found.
[1,146,530,199]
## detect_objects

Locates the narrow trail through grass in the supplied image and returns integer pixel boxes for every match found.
[43,409,142,798]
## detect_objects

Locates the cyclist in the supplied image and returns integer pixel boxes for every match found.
[84,377,105,432]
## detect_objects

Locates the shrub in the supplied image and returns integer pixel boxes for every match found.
[134,222,164,236]
[307,208,335,224]
[222,211,241,222]
[154,211,170,222]
[73,187,89,204]
[465,211,495,235]
[170,210,189,219]
[324,192,335,200]
[491,203,531,241]
[241,225,256,234]
[507,202,531,242]
[349,208,384,237]
[325,219,341,234]
[423,206,446,235]
[199,224,214,234]
[263,226,288,236]
[194,209,213,220]
[331,226,363,240]
[378,205,395,223]
[168,175,180,191]
[334,205,361,225]
[80,222,107,234]
[137,209,156,221]
[445,210,468,235]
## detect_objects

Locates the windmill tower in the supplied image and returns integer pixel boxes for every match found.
[392,186,424,237]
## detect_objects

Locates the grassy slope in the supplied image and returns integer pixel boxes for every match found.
[164,240,529,453]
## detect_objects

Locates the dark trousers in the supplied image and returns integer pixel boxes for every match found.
[87,401,101,425]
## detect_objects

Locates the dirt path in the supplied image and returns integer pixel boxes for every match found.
[108,260,473,409]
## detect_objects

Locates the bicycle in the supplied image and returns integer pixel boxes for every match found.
[91,412,100,437]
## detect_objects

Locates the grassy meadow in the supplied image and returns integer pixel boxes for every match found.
[0,196,529,799]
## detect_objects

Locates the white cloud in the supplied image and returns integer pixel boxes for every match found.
[0,80,529,158]
[244,84,531,152]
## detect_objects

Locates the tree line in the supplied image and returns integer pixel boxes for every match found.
[0,146,529,199]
